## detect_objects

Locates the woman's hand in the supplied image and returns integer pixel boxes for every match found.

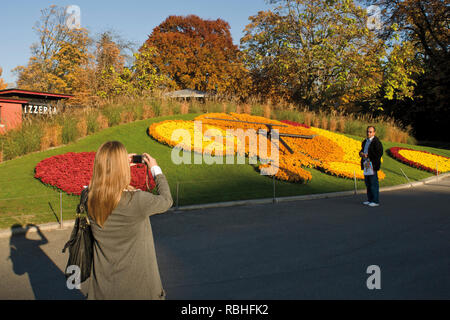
[128,153,137,166]
[143,153,158,168]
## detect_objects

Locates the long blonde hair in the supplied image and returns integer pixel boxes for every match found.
[88,141,133,227]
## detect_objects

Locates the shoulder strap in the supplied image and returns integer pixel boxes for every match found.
[77,187,89,214]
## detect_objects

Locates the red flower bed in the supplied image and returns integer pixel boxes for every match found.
[387,147,449,174]
[35,152,155,195]
[280,119,310,128]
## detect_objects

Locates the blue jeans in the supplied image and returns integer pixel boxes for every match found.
[364,171,379,204]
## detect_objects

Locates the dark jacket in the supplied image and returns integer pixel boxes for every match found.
[360,136,383,171]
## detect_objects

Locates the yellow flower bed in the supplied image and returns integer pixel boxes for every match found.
[398,149,450,173]
[149,120,238,156]
[148,113,387,183]
[310,126,386,180]
[309,127,361,163]
[320,161,386,180]
[198,113,345,163]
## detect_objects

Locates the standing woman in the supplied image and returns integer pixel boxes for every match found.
[86,141,173,300]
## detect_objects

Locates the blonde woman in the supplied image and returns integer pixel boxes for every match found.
[86,141,173,300]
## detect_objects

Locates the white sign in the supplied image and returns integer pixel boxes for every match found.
[23,105,58,115]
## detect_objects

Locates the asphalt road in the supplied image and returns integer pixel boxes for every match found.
[1,177,449,300]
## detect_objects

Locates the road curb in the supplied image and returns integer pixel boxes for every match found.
[1,172,448,239]
[173,172,450,210]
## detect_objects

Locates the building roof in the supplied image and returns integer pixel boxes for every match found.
[163,89,211,98]
[0,88,73,100]
[0,97,29,104]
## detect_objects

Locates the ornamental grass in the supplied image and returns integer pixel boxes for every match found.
[76,118,88,138]
[40,125,62,151]
[142,104,155,119]
[120,111,135,124]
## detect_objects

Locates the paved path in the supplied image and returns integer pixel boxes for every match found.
[1,177,449,299]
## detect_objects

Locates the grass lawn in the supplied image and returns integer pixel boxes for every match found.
[0,113,449,230]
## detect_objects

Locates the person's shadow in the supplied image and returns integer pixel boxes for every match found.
[8,224,86,300]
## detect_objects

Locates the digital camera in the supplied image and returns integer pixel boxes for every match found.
[132,155,143,164]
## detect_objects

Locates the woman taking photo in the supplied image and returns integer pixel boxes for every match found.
[86,141,173,300]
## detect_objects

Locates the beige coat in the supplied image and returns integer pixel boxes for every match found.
[87,174,173,300]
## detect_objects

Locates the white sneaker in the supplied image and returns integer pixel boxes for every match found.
[363,201,371,205]
[368,202,379,207]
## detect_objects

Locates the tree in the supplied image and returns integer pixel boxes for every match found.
[142,15,251,97]
[13,5,93,94]
[241,0,387,110]
[365,0,448,63]
[94,31,127,98]
[382,39,424,101]
[0,67,7,90]
[365,0,449,141]
[131,44,167,94]
[92,31,165,98]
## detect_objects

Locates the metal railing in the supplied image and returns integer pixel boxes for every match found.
[0,167,444,228]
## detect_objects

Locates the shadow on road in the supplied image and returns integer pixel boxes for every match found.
[8,224,85,300]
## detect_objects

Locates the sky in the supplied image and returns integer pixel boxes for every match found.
[0,0,274,85]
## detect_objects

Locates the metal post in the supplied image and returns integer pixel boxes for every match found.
[400,168,413,187]
[60,192,63,229]
[272,175,276,204]
[176,181,179,210]
[353,171,357,195]
[436,161,439,183]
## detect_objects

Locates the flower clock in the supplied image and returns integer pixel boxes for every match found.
[280,119,310,128]
[35,152,156,195]
[148,113,387,183]
[388,147,450,174]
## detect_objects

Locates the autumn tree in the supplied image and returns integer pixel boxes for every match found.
[13,5,93,94]
[94,31,128,98]
[365,0,448,64]
[241,0,389,110]
[365,0,449,140]
[131,44,167,94]
[142,15,251,98]
[382,39,424,101]
[92,31,166,98]
[0,67,7,90]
